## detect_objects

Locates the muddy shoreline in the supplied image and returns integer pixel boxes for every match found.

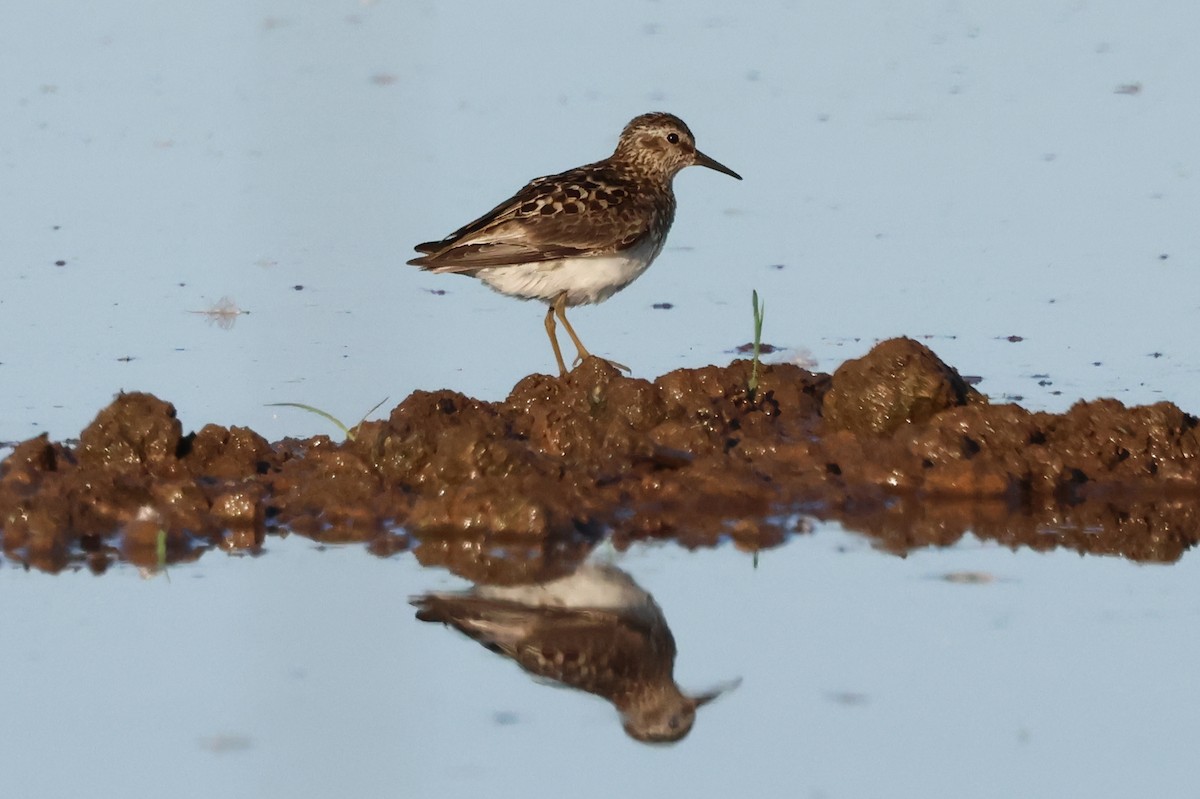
[2,338,1197,575]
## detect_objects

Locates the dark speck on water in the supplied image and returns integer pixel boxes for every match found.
[652,302,673,309]
[293,285,304,291]
[825,691,870,706]
[734,342,778,354]
[1004,335,1024,342]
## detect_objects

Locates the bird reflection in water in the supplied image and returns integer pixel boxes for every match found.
[412,561,738,744]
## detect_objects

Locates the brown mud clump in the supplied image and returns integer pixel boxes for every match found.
[2,337,1199,575]
[823,337,983,435]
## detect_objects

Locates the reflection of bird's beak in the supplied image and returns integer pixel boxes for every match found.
[694,149,743,180]
[691,677,744,708]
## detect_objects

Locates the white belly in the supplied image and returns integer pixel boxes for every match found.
[473,236,663,307]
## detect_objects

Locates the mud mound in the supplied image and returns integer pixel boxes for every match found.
[2,338,1198,574]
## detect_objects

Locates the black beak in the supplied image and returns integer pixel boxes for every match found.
[694,149,742,180]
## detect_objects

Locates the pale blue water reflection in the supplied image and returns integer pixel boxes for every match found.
[3,530,1199,798]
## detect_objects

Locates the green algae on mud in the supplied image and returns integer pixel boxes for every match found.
[1,338,1199,575]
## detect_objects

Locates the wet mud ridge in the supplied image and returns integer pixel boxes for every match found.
[2,337,1198,575]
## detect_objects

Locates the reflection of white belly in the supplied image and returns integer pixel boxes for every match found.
[476,563,654,612]
[474,236,663,307]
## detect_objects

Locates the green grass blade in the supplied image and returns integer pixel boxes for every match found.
[267,402,352,438]
[355,397,391,431]
[749,289,765,400]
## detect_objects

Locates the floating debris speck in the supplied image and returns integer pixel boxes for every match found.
[826,691,870,706]
[940,571,997,585]
[190,296,249,330]
[198,734,254,753]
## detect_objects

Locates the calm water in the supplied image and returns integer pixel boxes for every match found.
[5,531,1199,799]
[2,1,1199,797]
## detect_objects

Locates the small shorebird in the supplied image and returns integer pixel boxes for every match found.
[408,112,741,376]
[412,562,738,744]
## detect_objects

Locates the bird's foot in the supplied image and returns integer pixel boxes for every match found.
[572,354,631,374]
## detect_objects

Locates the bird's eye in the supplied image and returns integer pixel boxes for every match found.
[666,132,680,144]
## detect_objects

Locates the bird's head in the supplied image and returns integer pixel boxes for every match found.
[620,678,742,744]
[614,112,742,184]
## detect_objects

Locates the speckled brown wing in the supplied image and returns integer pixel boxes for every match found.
[408,164,664,273]
[412,596,674,693]
[509,609,675,694]
[411,174,556,254]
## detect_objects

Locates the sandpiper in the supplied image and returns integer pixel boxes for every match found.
[408,112,741,376]
[412,562,738,744]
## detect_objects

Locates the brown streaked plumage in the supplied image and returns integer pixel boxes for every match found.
[408,112,741,376]
[412,562,739,744]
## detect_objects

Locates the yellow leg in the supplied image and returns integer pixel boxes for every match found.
[553,293,630,373]
[553,292,592,364]
[544,303,568,377]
